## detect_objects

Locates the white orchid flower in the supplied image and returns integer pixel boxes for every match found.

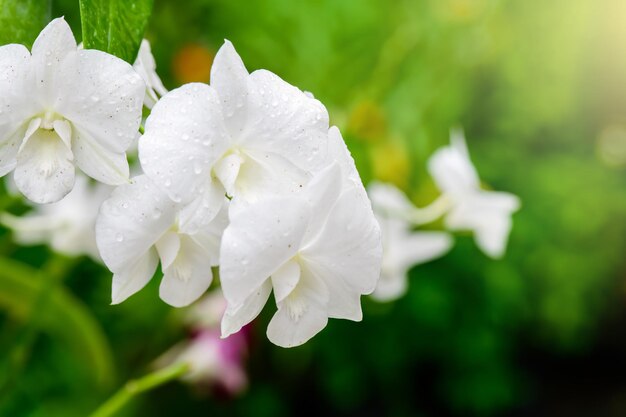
[133,39,167,109]
[1,174,112,261]
[95,175,227,307]
[428,130,520,258]
[367,182,453,301]
[220,127,382,348]
[139,40,329,232]
[0,18,144,203]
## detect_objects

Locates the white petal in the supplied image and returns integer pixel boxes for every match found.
[0,44,36,175]
[221,280,272,338]
[474,215,513,259]
[112,249,159,304]
[372,226,453,302]
[220,196,311,307]
[370,270,408,302]
[30,18,77,105]
[213,152,243,197]
[0,44,40,176]
[139,83,229,204]
[0,125,26,177]
[446,191,520,259]
[367,181,418,220]
[210,40,251,135]
[304,163,342,231]
[450,128,471,159]
[95,175,177,272]
[177,180,226,234]
[56,49,144,154]
[271,259,301,303]
[18,117,42,153]
[308,265,363,321]
[237,70,329,173]
[72,125,130,184]
[185,205,230,266]
[159,236,214,307]
[14,127,75,203]
[327,126,364,190]
[235,149,310,201]
[133,39,167,108]
[53,119,71,148]
[388,228,453,271]
[267,306,328,348]
[31,17,76,68]
[304,186,383,296]
[154,231,180,270]
[428,133,480,196]
[266,269,329,348]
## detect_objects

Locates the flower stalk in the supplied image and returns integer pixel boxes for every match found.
[90,362,190,417]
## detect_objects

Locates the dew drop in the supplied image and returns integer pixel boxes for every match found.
[115,233,124,242]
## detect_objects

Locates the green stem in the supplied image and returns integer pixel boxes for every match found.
[90,362,190,417]
[409,194,451,226]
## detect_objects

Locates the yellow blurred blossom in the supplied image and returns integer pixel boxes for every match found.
[172,43,214,84]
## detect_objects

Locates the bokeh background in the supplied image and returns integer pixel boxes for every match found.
[1,0,626,415]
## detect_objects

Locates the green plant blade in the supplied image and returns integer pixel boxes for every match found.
[0,257,115,389]
[0,0,50,47]
[79,0,154,63]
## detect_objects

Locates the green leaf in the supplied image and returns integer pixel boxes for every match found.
[79,0,154,63]
[0,0,50,47]
[0,257,115,389]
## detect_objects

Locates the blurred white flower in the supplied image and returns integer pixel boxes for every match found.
[133,39,167,109]
[138,40,329,232]
[0,18,144,203]
[170,330,248,394]
[157,291,248,395]
[428,129,521,258]
[185,289,228,329]
[95,175,227,307]
[1,174,111,261]
[368,182,452,301]
[220,128,382,348]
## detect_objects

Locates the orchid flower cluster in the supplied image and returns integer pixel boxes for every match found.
[0,17,521,350]
[369,129,521,301]
[0,18,382,348]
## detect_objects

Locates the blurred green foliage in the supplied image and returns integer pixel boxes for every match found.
[0,0,625,416]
